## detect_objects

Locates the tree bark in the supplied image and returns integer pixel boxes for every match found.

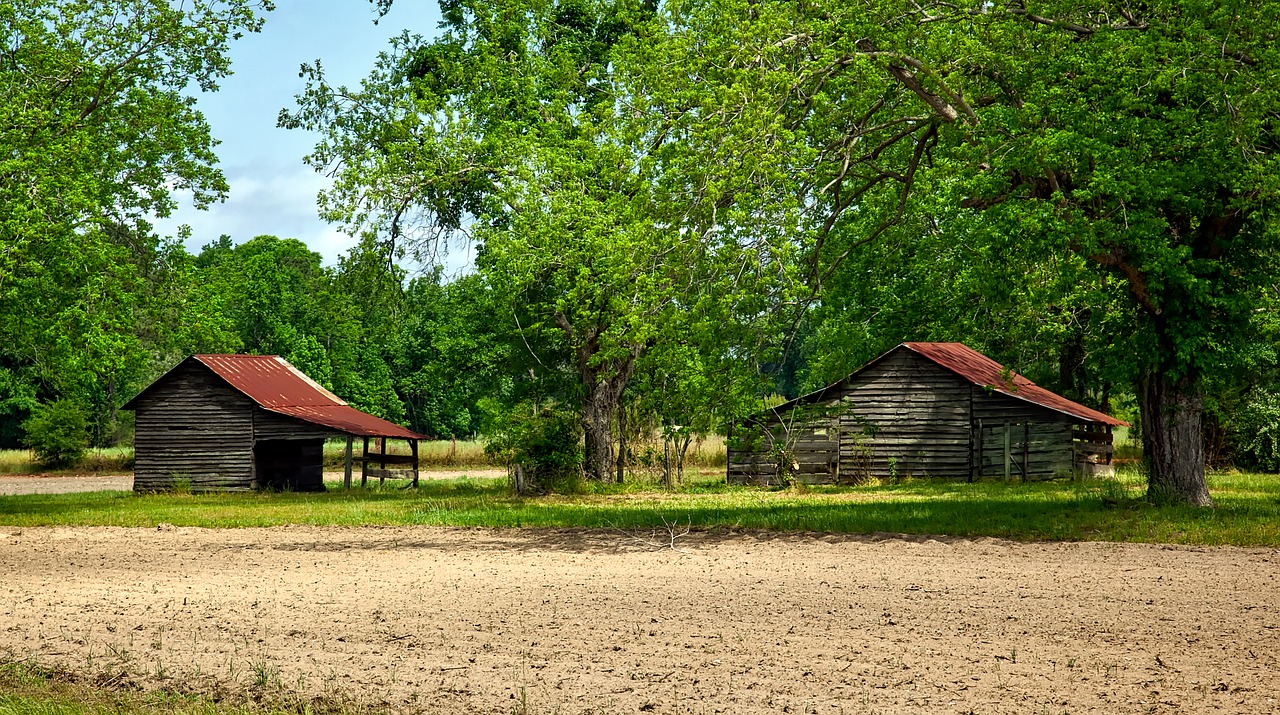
[1138,368,1212,506]
[615,402,627,483]
[582,360,637,482]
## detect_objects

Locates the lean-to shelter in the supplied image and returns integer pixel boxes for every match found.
[727,343,1126,485]
[122,355,426,491]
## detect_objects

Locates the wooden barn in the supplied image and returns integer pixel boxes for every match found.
[122,355,426,492]
[727,342,1125,485]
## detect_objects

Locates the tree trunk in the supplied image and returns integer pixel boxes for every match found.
[663,436,673,489]
[615,402,627,483]
[583,377,618,483]
[582,360,638,482]
[1138,368,1212,506]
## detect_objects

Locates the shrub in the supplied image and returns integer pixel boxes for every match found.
[483,402,583,494]
[1227,391,1280,472]
[22,399,90,468]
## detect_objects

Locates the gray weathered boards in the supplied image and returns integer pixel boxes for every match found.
[122,355,426,492]
[727,343,1125,485]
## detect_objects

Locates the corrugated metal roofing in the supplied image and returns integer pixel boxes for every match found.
[769,342,1126,427]
[192,355,426,439]
[901,343,1127,427]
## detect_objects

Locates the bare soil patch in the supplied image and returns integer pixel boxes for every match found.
[0,474,133,495]
[0,526,1276,714]
[0,470,504,496]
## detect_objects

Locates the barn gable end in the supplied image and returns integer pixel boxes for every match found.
[131,360,257,491]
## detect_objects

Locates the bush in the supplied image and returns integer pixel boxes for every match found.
[483,402,583,494]
[1226,391,1280,472]
[22,399,90,468]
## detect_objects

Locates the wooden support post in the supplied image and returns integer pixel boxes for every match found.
[360,436,370,487]
[1022,421,1029,482]
[1003,422,1011,482]
[343,435,353,489]
[1105,425,1113,465]
[411,440,419,488]
[378,437,386,485]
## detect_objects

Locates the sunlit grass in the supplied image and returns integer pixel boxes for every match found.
[0,659,362,715]
[0,465,1276,547]
[0,447,134,476]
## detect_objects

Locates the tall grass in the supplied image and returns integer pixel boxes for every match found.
[320,436,728,470]
[0,447,134,475]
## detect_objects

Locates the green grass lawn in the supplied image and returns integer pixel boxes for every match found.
[1,467,1276,547]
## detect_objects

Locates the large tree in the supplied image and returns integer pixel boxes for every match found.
[285,0,795,481]
[0,0,272,440]
[655,0,1280,505]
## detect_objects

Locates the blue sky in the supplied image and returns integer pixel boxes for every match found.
[152,0,446,267]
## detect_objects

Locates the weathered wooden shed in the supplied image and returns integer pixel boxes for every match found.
[122,355,426,492]
[727,343,1125,484]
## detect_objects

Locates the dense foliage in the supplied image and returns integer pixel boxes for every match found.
[4,0,1278,505]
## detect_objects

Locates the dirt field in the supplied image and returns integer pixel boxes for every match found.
[0,470,507,495]
[0,526,1277,714]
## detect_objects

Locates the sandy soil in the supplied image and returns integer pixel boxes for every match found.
[0,470,506,496]
[0,527,1277,714]
[0,474,133,495]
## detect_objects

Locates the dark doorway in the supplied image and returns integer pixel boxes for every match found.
[254,439,325,491]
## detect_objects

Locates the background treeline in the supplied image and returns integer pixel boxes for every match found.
[0,233,510,449]
[5,224,1279,476]
[4,0,1280,501]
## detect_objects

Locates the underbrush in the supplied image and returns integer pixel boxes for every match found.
[0,466,1277,547]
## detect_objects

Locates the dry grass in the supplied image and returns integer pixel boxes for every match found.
[0,447,133,476]
[320,435,729,471]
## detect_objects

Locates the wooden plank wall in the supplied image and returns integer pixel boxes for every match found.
[726,348,1101,484]
[727,416,840,485]
[253,411,335,440]
[132,362,255,491]
[972,391,1076,479]
[839,350,972,480]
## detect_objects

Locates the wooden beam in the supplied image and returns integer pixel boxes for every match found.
[343,435,353,489]
[360,436,370,488]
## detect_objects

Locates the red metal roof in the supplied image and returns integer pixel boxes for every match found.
[192,355,426,439]
[901,343,1127,427]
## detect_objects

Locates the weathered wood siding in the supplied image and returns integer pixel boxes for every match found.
[972,391,1077,479]
[132,362,255,491]
[728,347,1105,485]
[252,410,335,441]
[727,413,841,485]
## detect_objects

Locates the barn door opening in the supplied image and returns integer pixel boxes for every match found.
[254,439,325,491]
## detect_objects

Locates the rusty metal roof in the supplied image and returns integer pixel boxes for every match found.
[901,343,1127,427]
[766,342,1126,427]
[190,354,426,439]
